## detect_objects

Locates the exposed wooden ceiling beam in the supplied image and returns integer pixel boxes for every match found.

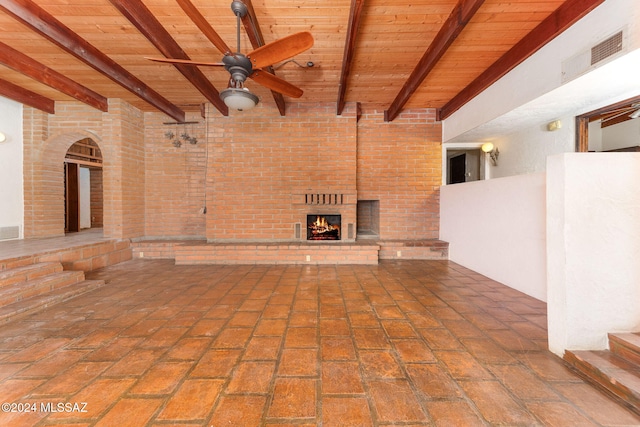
[108,0,228,116]
[438,0,605,120]
[384,0,485,122]
[175,0,232,55]
[0,0,185,122]
[0,77,55,113]
[240,0,286,116]
[337,0,365,116]
[0,41,108,112]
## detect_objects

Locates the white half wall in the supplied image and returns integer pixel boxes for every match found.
[0,97,24,239]
[440,173,546,301]
[547,153,640,355]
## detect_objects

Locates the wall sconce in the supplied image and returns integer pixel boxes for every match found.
[0,132,6,143]
[547,120,562,131]
[482,142,499,166]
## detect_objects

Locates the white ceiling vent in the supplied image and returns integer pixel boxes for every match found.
[562,30,625,84]
[0,226,20,241]
[591,30,623,65]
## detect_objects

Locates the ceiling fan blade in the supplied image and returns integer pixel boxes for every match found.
[145,57,224,67]
[249,70,303,98]
[247,32,314,69]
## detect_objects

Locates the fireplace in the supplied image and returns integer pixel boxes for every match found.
[307,214,341,240]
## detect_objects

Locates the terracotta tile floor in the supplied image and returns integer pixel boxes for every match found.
[0,259,638,426]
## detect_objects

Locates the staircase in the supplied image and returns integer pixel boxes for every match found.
[0,261,104,323]
[565,333,640,415]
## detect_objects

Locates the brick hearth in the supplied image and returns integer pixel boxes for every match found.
[131,239,448,265]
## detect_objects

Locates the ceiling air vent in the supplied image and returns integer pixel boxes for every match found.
[591,30,623,65]
[562,29,625,84]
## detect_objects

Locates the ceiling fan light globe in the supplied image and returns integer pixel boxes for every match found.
[220,87,259,111]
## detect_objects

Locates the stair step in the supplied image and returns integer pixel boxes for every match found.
[610,333,640,366]
[0,280,104,324]
[0,271,86,306]
[565,350,640,413]
[0,262,63,288]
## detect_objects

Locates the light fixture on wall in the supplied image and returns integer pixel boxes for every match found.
[0,132,6,143]
[547,120,562,131]
[482,142,499,166]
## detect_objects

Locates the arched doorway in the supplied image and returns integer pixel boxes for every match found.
[64,138,103,233]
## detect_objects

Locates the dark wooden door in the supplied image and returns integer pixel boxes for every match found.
[65,162,80,232]
[449,153,466,184]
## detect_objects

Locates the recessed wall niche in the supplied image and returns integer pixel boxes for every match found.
[357,200,379,239]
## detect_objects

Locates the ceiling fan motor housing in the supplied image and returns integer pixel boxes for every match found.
[222,54,253,84]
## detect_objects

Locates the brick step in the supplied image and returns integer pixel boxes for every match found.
[0,271,86,307]
[174,241,380,265]
[565,349,640,414]
[377,239,449,260]
[610,333,640,366]
[0,279,104,324]
[0,262,63,288]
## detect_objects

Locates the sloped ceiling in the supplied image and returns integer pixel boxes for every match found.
[0,0,603,122]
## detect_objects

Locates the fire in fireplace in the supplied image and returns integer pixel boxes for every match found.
[307,214,341,240]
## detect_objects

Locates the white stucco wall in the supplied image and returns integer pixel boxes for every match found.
[486,117,576,178]
[0,97,24,239]
[547,153,640,355]
[440,173,547,301]
[442,0,640,178]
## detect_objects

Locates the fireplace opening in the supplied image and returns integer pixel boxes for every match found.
[307,214,341,240]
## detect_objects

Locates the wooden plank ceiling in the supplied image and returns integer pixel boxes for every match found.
[0,0,604,122]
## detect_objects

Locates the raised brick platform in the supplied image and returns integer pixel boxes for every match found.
[1,240,132,272]
[377,239,449,260]
[174,241,381,265]
[132,240,380,264]
[131,238,449,265]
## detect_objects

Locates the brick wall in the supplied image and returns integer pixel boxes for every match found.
[205,103,358,242]
[22,100,441,243]
[357,109,442,240]
[22,100,146,240]
[103,99,145,239]
[90,169,103,227]
[143,112,206,238]
[23,104,104,238]
[22,108,53,238]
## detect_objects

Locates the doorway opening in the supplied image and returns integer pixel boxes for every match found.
[64,138,103,233]
[576,94,640,152]
[446,149,482,185]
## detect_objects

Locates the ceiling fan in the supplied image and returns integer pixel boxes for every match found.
[146,0,314,110]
